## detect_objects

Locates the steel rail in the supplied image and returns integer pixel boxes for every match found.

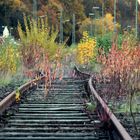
[89,77,132,140]
[74,66,90,78]
[74,66,133,140]
[0,66,134,140]
[0,76,45,115]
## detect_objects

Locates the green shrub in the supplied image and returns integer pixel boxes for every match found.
[96,32,123,54]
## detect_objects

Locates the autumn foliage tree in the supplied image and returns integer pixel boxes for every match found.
[94,13,120,34]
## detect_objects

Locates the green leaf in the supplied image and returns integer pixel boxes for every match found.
[85,102,96,111]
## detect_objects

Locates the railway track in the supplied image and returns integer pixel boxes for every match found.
[0,68,133,140]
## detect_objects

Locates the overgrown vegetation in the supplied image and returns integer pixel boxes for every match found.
[0,37,20,77]
[96,33,140,134]
[18,16,67,90]
[75,28,140,134]
[0,2,139,135]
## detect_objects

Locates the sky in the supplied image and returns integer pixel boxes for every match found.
[138,0,140,4]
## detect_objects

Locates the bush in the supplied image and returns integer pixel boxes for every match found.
[0,37,20,75]
[76,31,96,65]
[18,16,66,86]
[96,32,123,54]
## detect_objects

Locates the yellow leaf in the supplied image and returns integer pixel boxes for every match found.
[15,90,20,102]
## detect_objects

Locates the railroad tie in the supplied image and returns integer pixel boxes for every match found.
[0,77,109,140]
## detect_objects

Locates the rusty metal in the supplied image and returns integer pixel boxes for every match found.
[0,76,45,115]
[74,66,90,79]
[74,66,133,140]
[0,76,110,139]
[89,77,133,140]
[0,66,134,139]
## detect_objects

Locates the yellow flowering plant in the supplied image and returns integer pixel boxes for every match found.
[77,31,96,65]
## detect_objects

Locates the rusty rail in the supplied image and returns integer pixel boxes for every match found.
[74,66,90,79]
[74,66,133,140]
[0,76,45,115]
[0,66,134,140]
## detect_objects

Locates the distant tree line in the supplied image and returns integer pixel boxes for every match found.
[0,0,139,43]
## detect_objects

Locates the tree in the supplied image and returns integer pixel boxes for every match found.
[0,0,28,35]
